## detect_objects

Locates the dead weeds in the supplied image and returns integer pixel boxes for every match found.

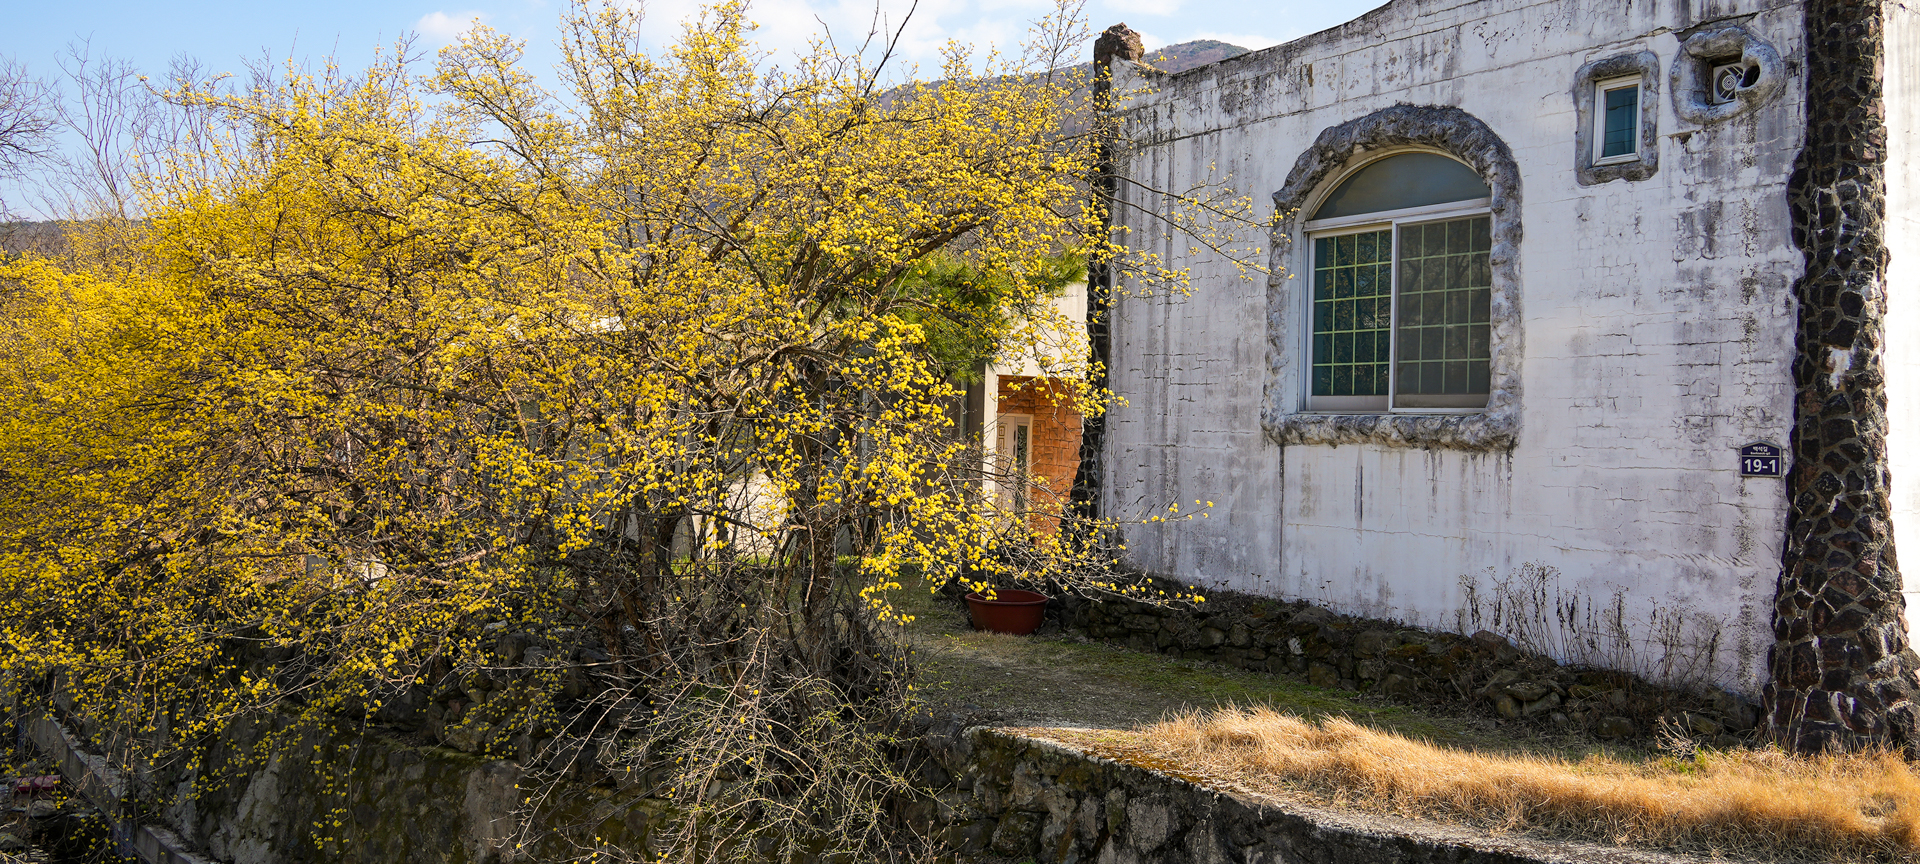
[1050,707,1919,864]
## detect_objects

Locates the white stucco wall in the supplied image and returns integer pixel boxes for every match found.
[1105,0,1809,694]
[1884,1,1920,655]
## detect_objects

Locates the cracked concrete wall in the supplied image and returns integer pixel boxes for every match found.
[1885,0,1920,671]
[1105,0,1809,694]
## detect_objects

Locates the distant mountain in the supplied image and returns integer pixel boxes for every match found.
[0,221,71,259]
[1143,40,1251,74]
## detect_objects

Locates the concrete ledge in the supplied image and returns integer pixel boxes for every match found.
[134,825,216,864]
[958,727,1706,864]
[20,713,214,864]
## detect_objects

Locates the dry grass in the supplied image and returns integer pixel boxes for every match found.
[1062,707,1920,864]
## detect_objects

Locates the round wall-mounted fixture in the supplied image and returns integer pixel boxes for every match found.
[1670,25,1785,124]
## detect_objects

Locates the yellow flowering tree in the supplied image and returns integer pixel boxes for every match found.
[0,3,1249,860]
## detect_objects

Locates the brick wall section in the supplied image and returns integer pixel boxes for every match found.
[998,376,1083,533]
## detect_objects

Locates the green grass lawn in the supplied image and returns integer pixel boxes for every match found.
[881,582,1636,759]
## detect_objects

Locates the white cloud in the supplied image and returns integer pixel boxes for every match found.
[415,10,492,43]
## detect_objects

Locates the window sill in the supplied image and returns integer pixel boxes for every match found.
[1263,406,1517,451]
[1297,408,1487,416]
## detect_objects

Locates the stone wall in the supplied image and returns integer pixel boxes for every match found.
[1055,590,1760,746]
[22,642,667,864]
[152,711,689,864]
[22,628,1749,864]
[14,712,211,864]
[930,726,1697,864]
[168,717,543,864]
[1764,0,1920,752]
[35,698,1725,864]
[17,702,546,864]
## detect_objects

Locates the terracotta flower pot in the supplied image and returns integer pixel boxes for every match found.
[965,589,1049,635]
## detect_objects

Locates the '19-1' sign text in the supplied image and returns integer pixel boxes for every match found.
[1740,442,1784,478]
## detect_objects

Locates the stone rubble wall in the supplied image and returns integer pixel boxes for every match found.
[171,718,537,864]
[1054,591,1761,745]
[929,726,1699,864]
[32,701,670,864]
[15,597,1770,863]
[1764,0,1920,752]
[22,671,1737,864]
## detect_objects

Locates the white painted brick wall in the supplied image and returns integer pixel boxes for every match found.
[1884,0,1920,659]
[1106,0,1813,694]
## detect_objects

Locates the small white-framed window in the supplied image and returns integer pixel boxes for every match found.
[1573,52,1658,185]
[1302,152,1493,413]
[1594,77,1641,165]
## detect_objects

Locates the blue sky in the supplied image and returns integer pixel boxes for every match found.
[2,0,1391,86]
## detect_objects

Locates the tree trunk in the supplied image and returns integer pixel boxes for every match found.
[1066,24,1144,533]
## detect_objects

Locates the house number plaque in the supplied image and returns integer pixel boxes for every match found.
[1739,442,1784,477]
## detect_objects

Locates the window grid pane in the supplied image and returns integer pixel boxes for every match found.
[1601,85,1638,158]
[1395,217,1492,396]
[1312,229,1392,397]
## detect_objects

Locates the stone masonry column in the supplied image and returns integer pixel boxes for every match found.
[1767,0,1920,752]
[1066,23,1143,529]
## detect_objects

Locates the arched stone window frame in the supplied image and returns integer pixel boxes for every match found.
[1263,105,1522,450]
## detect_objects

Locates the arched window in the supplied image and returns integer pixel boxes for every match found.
[1303,151,1493,412]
